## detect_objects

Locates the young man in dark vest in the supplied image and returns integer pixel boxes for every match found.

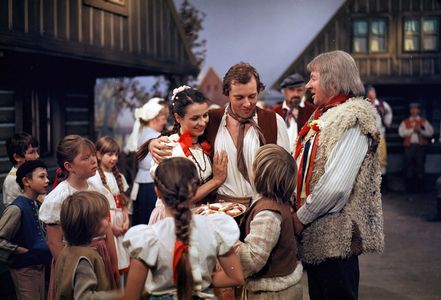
[144,62,290,206]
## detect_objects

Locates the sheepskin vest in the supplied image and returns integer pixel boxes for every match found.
[298,97,384,265]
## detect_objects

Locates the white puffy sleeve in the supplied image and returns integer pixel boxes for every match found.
[208,214,240,256]
[123,225,159,268]
[39,183,70,225]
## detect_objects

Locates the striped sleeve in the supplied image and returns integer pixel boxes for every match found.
[297,126,369,225]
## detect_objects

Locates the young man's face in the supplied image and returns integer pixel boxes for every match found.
[228,77,258,119]
[26,167,49,195]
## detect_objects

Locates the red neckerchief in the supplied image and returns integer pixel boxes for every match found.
[178,130,211,157]
[294,95,350,209]
[173,240,189,283]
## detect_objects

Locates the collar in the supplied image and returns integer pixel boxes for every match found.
[282,97,305,110]
[223,105,258,123]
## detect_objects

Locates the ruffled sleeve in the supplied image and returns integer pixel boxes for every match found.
[123,225,159,268]
[208,214,240,256]
[39,183,70,224]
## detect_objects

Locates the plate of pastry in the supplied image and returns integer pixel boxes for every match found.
[192,202,246,218]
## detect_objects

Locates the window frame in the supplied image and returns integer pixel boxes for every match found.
[403,16,440,53]
[352,18,388,54]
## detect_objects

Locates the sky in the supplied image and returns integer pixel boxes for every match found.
[177,0,345,88]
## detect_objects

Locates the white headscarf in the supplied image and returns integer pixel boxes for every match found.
[124,97,165,153]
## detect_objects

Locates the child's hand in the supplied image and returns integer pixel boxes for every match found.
[15,246,29,254]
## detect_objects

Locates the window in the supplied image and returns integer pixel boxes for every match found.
[352,19,387,53]
[404,17,439,52]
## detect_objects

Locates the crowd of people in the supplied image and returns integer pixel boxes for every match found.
[0,48,437,300]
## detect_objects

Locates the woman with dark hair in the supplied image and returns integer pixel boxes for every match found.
[146,85,228,223]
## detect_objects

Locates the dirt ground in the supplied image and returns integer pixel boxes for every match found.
[301,192,441,300]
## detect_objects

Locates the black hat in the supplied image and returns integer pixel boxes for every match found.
[280,73,305,89]
[16,160,47,187]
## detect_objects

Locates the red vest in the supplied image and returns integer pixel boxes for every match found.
[403,117,429,147]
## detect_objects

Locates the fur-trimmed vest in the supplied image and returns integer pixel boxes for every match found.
[298,97,384,265]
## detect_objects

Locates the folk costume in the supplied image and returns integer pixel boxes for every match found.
[237,198,303,299]
[0,196,52,300]
[205,106,290,205]
[398,113,434,192]
[2,166,22,206]
[149,132,213,224]
[124,214,239,298]
[295,96,384,299]
[54,246,115,300]
[272,98,316,153]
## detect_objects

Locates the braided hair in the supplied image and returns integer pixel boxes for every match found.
[95,136,125,194]
[154,157,200,299]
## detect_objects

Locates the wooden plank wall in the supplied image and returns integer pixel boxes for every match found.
[0,0,192,72]
[278,0,441,84]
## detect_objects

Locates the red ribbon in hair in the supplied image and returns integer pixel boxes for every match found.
[178,130,211,157]
[173,240,189,283]
[294,95,350,209]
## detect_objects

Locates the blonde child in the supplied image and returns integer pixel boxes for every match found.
[55,191,120,299]
[39,135,119,299]
[0,160,51,300]
[91,136,130,275]
[235,144,303,299]
[125,98,169,225]
[123,157,243,299]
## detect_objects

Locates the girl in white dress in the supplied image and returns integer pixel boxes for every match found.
[39,135,119,299]
[92,136,130,278]
[123,157,244,299]
[147,86,228,224]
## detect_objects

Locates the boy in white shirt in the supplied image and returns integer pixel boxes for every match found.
[3,133,40,206]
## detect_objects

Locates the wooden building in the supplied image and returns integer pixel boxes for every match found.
[0,0,198,185]
[198,67,229,107]
[273,0,441,187]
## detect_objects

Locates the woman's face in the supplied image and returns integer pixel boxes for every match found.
[306,69,330,106]
[176,102,209,139]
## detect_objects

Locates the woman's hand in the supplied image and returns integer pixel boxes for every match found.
[212,151,228,186]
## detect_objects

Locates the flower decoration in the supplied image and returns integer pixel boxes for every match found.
[178,131,211,157]
[309,119,324,132]
[172,85,192,101]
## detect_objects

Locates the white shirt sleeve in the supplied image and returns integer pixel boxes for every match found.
[297,126,369,225]
[398,121,413,138]
[383,101,393,128]
[421,119,434,138]
[275,114,291,152]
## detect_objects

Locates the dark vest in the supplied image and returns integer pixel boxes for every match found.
[239,198,298,278]
[10,196,52,268]
[205,107,278,157]
[55,246,111,300]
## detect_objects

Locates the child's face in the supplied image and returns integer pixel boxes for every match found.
[15,145,40,167]
[27,167,49,195]
[149,113,168,132]
[68,147,97,179]
[98,151,118,171]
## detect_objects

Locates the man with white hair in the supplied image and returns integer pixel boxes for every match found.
[292,50,384,300]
